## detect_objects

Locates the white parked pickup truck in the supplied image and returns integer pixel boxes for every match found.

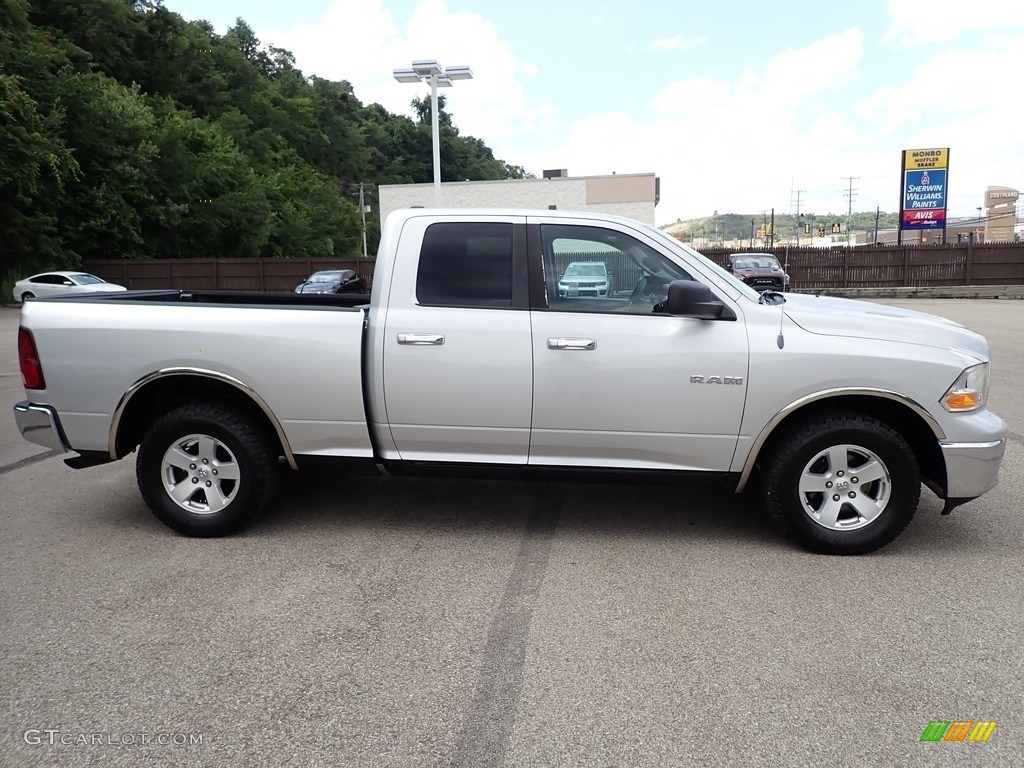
[14,209,1007,554]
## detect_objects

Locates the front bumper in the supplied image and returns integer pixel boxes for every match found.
[940,438,1005,500]
[13,401,69,452]
[558,287,608,297]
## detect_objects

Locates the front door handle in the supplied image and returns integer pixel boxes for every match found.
[397,333,445,346]
[547,337,597,351]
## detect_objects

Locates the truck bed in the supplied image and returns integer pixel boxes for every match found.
[19,293,374,463]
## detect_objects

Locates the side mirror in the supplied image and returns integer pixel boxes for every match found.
[62,280,75,286]
[665,280,735,320]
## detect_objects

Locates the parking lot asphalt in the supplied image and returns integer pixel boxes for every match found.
[1,300,1022,767]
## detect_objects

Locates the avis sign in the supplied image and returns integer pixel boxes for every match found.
[900,148,949,231]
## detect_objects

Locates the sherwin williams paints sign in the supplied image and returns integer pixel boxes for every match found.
[900,148,949,230]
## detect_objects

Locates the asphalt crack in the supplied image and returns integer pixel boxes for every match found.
[449,486,562,768]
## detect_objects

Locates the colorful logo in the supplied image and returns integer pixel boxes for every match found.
[920,720,997,742]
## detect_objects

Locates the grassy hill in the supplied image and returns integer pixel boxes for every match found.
[662,211,900,245]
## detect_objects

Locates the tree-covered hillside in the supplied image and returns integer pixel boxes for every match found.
[662,210,901,244]
[0,0,527,278]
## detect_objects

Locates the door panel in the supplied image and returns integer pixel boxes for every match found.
[529,311,746,471]
[381,216,533,464]
[383,306,533,463]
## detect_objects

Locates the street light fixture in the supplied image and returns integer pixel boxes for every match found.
[393,60,474,207]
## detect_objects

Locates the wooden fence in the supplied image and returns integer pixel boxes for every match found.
[85,243,1024,294]
[83,257,375,293]
[700,243,1024,289]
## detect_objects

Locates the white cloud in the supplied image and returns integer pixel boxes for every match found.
[884,0,1024,44]
[263,0,551,145]
[529,47,934,217]
[852,32,1024,212]
[762,28,863,107]
[652,76,732,114]
[618,30,871,219]
[255,2,1023,223]
[550,24,1022,222]
[652,30,862,121]
[645,35,707,53]
[878,34,1024,108]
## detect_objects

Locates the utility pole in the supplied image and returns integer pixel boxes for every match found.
[873,206,880,245]
[750,218,754,248]
[770,208,775,249]
[358,182,369,258]
[792,189,806,246]
[842,176,859,247]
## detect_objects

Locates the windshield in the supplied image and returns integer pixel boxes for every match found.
[564,263,605,277]
[733,255,780,269]
[71,274,105,285]
[645,226,761,301]
[307,271,342,283]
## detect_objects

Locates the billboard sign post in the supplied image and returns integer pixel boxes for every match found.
[899,147,949,244]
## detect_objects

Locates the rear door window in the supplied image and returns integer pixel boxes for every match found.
[416,222,515,308]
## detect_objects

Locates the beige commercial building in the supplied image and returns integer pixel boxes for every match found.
[378,171,660,227]
[983,185,1018,242]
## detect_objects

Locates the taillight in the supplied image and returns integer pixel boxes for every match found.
[18,327,46,390]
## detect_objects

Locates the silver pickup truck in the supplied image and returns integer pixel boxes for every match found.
[14,209,1006,554]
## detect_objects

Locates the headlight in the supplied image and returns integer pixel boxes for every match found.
[941,363,989,412]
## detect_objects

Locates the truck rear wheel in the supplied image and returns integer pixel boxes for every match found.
[136,404,277,537]
[762,412,921,555]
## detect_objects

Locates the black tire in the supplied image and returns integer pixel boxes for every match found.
[762,411,920,555]
[20,292,34,301]
[136,404,278,537]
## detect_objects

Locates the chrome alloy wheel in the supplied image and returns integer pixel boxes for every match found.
[160,434,241,514]
[797,443,892,531]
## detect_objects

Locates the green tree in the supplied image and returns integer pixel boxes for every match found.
[1,0,531,267]
[143,100,269,258]
[261,159,361,258]
[0,73,79,272]
[411,93,453,127]
[50,70,158,260]
[27,0,147,85]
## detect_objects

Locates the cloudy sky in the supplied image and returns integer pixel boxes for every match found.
[164,0,1023,225]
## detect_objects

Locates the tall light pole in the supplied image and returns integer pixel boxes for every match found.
[393,60,473,207]
[358,182,368,258]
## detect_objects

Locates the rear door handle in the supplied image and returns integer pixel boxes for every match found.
[397,332,445,346]
[547,337,597,351]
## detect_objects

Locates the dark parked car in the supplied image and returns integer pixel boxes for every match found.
[727,253,790,292]
[294,269,365,294]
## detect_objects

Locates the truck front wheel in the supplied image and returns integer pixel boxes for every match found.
[136,404,277,537]
[763,412,921,555]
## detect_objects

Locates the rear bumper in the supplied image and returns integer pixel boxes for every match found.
[940,438,1005,500]
[13,401,69,452]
